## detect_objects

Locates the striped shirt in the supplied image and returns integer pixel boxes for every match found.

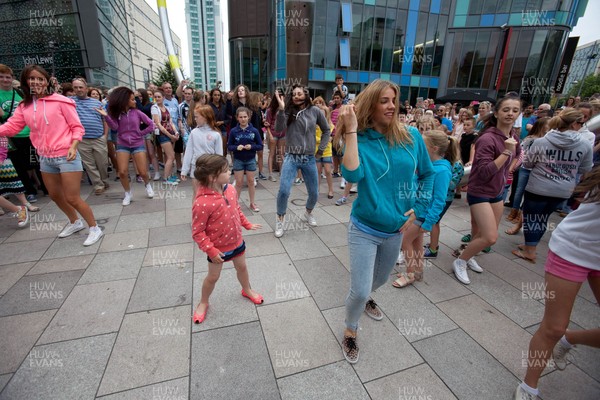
[71,96,104,139]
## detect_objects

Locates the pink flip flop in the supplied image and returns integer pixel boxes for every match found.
[241,289,264,304]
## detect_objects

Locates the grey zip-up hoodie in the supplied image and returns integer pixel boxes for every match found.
[524,129,593,199]
[275,106,330,155]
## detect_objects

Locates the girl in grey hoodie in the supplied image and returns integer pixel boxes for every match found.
[514,109,593,263]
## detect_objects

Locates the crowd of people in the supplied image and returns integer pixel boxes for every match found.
[1,64,599,400]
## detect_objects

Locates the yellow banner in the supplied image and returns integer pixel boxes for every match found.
[157,0,166,8]
[169,55,180,70]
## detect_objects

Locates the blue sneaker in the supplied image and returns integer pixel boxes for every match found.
[423,246,438,258]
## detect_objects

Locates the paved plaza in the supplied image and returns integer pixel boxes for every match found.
[0,173,598,400]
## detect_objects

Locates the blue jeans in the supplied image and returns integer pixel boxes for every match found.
[276,154,319,216]
[523,191,566,246]
[512,168,531,210]
[345,221,403,331]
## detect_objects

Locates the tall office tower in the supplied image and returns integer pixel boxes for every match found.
[186,0,226,90]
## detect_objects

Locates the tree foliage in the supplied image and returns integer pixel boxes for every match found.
[567,73,600,99]
[152,59,186,88]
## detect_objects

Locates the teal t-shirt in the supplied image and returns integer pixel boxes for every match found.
[0,89,30,138]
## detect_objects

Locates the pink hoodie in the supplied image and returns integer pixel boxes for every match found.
[0,94,84,158]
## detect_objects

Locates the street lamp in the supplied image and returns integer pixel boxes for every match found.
[237,38,243,84]
[147,57,154,83]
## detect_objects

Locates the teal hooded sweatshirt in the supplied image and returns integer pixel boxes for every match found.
[342,127,435,233]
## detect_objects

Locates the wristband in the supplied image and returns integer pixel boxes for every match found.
[502,150,512,156]
[346,131,357,135]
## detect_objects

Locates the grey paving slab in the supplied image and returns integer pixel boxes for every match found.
[165,207,192,226]
[127,263,192,313]
[0,374,10,394]
[0,333,116,400]
[165,194,193,210]
[413,329,518,400]
[440,212,472,232]
[466,270,546,328]
[99,229,149,253]
[538,364,600,400]
[43,233,104,260]
[364,364,458,400]
[330,245,350,272]
[0,262,34,296]
[4,219,67,242]
[570,296,600,330]
[371,281,458,342]
[190,322,279,400]
[119,196,166,215]
[278,360,369,400]
[114,211,166,232]
[26,254,94,276]
[241,214,273,236]
[0,310,56,374]
[192,244,234,273]
[258,297,342,378]
[478,251,546,292]
[312,223,348,248]
[96,377,189,400]
[97,306,190,396]
[142,243,194,267]
[292,206,340,226]
[37,279,135,345]
[83,202,123,220]
[413,263,472,304]
[278,226,332,261]
[437,294,541,378]
[79,249,146,285]
[323,306,423,382]
[243,232,286,258]
[0,238,53,266]
[148,224,192,247]
[0,270,83,317]
[246,253,310,305]
[191,269,259,332]
[577,280,598,304]
[294,256,349,310]
[321,204,352,223]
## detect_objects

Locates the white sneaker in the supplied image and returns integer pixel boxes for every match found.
[153,172,161,181]
[514,385,539,400]
[254,178,258,187]
[83,226,104,246]
[122,191,132,206]
[340,178,346,189]
[553,340,574,370]
[58,219,85,238]
[350,184,358,193]
[145,183,155,198]
[453,259,470,284]
[396,251,406,265]
[274,219,284,238]
[467,257,483,273]
[304,211,317,227]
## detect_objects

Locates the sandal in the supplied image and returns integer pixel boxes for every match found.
[512,249,536,264]
[461,234,472,243]
[392,272,415,288]
[452,243,467,258]
[25,202,40,212]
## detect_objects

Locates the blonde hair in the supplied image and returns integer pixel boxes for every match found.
[549,108,583,131]
[339,79,412,146]
[417,115,436,132]
[423,130,460,163]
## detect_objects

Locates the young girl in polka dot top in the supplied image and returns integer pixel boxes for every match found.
[191,154,263,324]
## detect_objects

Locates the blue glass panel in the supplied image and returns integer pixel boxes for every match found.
[430,77,439,88]
[401,75,411,86]
[369,72,380,82]
[341,2,353,32]
[430,0,441,14]
[494,13,509,26]
[277,69,286,80]
[480,14,494,26]
[359,71,370,83]
[410,76,420,87]
[453,15,467,27]
[402,10,418,75]
[309,69,313,80]
[347,71,358,83]
[365,0,375,5]
[391,74,401,84]
[409,0,420,11]
[313,68,325,81]
[420,76,430,87]
[340,38,351,67]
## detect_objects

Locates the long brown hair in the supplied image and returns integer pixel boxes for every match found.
[20,65,54,104]
[548,108,583,131]
[574,165,600,204]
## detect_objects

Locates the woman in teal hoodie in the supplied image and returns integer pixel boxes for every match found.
[336,80,434,364]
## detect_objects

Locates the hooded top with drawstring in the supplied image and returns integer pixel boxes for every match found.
[342,126,435,234]
[275,105,330,155]
[524,129,593,199]
[0,93,84,158]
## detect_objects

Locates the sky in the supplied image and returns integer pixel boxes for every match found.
[144,0,600,87]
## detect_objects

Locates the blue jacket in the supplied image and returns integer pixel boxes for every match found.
[227,123,263,161]
[342,126,435,233]
[422,159,452,231]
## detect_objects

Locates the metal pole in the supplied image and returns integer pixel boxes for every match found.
[238,39,243,84]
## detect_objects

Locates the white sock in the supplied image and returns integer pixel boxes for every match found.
[560,335,572,348]
[519,382,539,396]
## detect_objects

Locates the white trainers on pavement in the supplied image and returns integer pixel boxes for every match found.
[83,226,104,246]
[122,191,132,206]
[304,211,317,227]
[145,183,155,198]
[58,219,85,238]
[274,218,284,238]
[467,257,483,273]
[453,259,470,284]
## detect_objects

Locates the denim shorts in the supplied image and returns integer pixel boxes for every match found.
[467,192,504,205]
[116,144,147,154]
[233,158,257,172]
[39,153,83,174]
[206,241,246,263]
[108,130,118,143]
[316,156,332,164]
[157,134,172,145]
